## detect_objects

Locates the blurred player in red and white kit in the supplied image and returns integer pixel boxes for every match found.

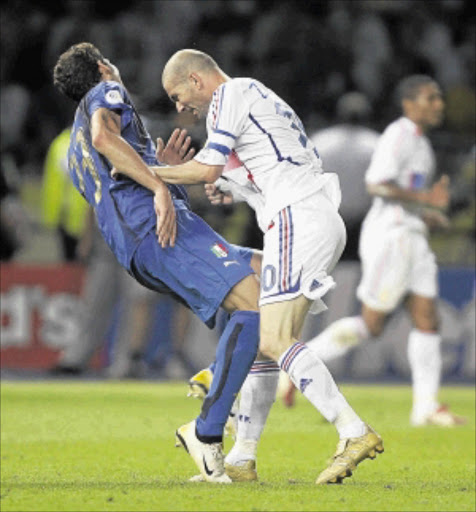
[151,49,384,485]
[297,75,466,427]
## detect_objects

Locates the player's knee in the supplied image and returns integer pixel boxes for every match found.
[258,330,276,361]
[410,302,439,332]
[258,340,279,362]
[407,295,439,332]
[258,330,289,362]
[362,306,386,337]
[366,318,385,337]
[413,312,439,332]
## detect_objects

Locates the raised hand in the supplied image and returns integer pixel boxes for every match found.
[156,128,196,165]
[426,174,450,210]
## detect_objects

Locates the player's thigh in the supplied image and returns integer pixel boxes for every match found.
[260,196,345,309]
[221,273,260,312]
[357,225,411,312]
[409,233,438,301]
[131,210,256,327]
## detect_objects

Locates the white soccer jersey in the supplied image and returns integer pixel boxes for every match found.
[357,116,439,310]
[364,116,436,233]
[194,78,338,230]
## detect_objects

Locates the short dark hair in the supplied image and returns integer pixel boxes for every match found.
[53,42,105,102]
[396,75,437,103]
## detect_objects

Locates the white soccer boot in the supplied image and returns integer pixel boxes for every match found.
[175,420,232,483]
[187,367,238,439]
[411,404,467,427]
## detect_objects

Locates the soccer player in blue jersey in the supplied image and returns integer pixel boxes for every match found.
[53,42,262,483]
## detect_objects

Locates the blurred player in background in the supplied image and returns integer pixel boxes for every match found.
[151,49,384,485]
[296,75,466,427]
[53,42,262,483]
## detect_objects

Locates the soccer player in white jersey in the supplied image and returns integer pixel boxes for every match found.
[150,49,384,484]
[297,75,465,427]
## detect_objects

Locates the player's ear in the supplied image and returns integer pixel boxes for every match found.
[97,60,110,78]
[189,72,202,90]
[402,98,413,116]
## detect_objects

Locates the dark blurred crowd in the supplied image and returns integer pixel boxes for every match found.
[1,0,474,379]
[1,0,475,260]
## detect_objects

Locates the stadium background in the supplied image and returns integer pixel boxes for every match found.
[1,0,475,382]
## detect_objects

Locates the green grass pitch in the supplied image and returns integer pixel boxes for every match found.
[1,381,474,512]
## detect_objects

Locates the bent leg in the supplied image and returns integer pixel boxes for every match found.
[306,315,371,362]
[260,296,366,439]
[196,310,259,440]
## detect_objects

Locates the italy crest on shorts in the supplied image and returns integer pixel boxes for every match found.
[211,242,228,258]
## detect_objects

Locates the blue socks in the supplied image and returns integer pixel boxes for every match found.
[196,310,259,442]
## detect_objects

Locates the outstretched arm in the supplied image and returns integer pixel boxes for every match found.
[151,159,224,185]
[367,175,450,211]
[91,107,176,248]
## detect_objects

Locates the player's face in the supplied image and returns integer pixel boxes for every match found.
[406,83,445,130]
[166,80,209,119]
[99,59,122,84]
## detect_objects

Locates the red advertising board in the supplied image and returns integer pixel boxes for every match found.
[1,264,85,368]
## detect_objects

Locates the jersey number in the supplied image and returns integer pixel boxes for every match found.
[274,101,308,149]
[262,264,276,292]
[69,128,102,204]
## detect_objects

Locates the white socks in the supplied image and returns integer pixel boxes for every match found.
[306,316,370,362]
[226,344,368,468]
[225,360,279,465]
[279,342,366,439]
[407,329,441,423]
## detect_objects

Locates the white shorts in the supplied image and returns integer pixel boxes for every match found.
[259,192,346,313]
[357,223,438,312]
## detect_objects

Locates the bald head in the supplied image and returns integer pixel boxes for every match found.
[162,49,220,88]
[162,50,229,119]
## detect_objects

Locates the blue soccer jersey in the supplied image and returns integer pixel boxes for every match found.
[67,79,255,327]
[68,81,189,269]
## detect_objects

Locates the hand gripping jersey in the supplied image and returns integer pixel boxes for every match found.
[68,81,189,270]
[194,78,340,230]
[363,116,436,234]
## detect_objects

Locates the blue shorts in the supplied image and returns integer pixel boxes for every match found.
[131,208,254,328]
